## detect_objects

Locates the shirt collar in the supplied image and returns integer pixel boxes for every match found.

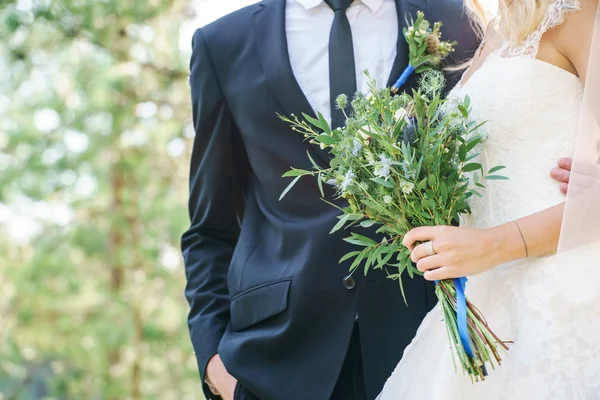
[294,0,385,14]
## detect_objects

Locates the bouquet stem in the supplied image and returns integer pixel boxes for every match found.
[435,279,508,382]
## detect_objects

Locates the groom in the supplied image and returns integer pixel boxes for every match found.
[182,1,572,399]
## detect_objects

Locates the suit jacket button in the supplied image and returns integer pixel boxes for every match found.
[343,275,356,290]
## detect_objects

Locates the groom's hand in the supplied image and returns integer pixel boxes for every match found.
[550,157,572,194]
[206,354,237,400]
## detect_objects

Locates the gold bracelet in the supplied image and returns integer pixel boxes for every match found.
[513,220,529,258]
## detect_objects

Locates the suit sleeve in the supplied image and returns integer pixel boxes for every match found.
[181,28,251,397]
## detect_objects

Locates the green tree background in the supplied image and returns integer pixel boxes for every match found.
[0,0,206,398]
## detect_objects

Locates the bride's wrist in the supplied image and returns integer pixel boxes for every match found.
[487,223,528,265]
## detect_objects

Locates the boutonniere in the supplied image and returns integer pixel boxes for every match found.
[392,11,457,93]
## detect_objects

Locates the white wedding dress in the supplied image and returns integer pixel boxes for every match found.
[378,2,600,399]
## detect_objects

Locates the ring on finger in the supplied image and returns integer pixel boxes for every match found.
[424,241,436,256]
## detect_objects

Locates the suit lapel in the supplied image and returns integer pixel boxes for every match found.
[253,0,332,165]
[386,0,427,87]
[253,0,316,120]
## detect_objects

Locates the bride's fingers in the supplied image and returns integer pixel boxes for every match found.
[557,157,573,171]
[410,242,431,262]
[416,254,444,272]
[550,166,570,183]
[402,226,442,249]
[411,241,444,264]
[423,266,454,281]
[560,182,568,195]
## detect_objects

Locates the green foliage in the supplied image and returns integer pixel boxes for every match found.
[281,68,509,383]
[280,70,507,303]
[0,0,202,398]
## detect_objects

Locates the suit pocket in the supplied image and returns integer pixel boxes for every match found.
[230,278,292,332]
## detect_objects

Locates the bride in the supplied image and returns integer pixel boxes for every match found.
[378,0,600,398]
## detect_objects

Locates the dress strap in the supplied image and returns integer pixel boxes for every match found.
[498,0,581,58]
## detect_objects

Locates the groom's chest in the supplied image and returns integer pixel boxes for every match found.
[210,0,476,128]
[285,1,399,122]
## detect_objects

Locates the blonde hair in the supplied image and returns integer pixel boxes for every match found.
[465,0,552,44]
[464,0,490,38]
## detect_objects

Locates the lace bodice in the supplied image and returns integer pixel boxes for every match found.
[454,56,583,234]
[499,0,580,58]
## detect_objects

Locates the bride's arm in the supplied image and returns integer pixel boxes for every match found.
[401,204,563,282]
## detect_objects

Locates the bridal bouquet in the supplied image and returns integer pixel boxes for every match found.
[279,13,508,382]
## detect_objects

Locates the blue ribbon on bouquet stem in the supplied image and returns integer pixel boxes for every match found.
[454,277,474,358]
[435,277,474,358]
[391,64,415,93]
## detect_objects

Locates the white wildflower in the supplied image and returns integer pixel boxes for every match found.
[400,180,415,195]
[374,155,393,179]
[359,125,372,142]
[320,142,327,150]
[341,170,356,192]
[383,195,393,204]
[326,178,337,186]
[394,108,408,122]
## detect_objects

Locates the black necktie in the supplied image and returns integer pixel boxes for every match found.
[325,0,357,129]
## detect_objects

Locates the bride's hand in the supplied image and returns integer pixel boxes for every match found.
[402,225,517,281]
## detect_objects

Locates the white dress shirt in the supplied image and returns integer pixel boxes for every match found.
[285,0,398,124]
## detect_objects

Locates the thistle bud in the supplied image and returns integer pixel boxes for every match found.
[335,94,348,110]
[426,34,441,55]
[402,118,417,144]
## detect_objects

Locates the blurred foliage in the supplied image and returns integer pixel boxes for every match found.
[0,0,201,398]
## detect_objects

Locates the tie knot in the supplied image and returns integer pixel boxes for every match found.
[325,0,353,12]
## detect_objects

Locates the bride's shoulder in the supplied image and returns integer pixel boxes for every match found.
[553,0,598,81]
[558,0,598,31]
[549,0,597,41]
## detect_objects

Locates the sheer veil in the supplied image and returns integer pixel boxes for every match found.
[557,5,600,258]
